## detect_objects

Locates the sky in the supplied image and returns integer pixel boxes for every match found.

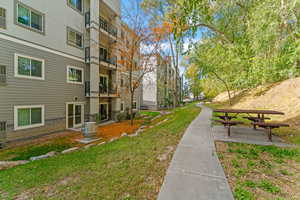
[120,0,203,77]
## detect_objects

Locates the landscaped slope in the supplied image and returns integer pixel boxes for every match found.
[213,77,300,123]
[0,103,201,200]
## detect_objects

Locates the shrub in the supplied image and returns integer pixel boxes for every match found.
[116,112,127,122]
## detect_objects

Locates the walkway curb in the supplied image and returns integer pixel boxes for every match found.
[157,103,234,200]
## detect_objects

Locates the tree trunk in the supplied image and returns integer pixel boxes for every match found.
[212,71,232,105]
[130,92,134,126]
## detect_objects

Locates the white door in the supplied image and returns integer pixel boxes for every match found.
[67,103,84,129]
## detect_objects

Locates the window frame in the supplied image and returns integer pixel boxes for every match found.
[0,7,6,29]
[99,74,109,93]
[67,65,84,85]
[14,105,45,131]
[67,0,83,14]
[67,27,84,49]
[15,1,45,34]
[14,53,45,80]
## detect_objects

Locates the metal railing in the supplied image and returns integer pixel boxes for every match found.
[85,81,118,96]
[99,16,118,37]
[99,84,118,95]
[85,47,90,63]
[99,54,117,66]
[85,81,91,96]
[85,11,90,28]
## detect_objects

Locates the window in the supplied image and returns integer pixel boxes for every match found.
[67,66,83,84]
[14,105,44,130]
[68,0,83,13]
[0,65,6,84]
[133,101,137,109]
[121,78,124,87]
[120,102,124,112]
[67,27,83,48]
[16,2,44,33]
[14,54,45,80]
[0,7,6,29]
[100,75,108,93]
[100,47,109,61]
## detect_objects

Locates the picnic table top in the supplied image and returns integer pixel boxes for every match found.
[213,108,284,115]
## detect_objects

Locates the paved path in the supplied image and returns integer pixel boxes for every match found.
[157,103,234,200]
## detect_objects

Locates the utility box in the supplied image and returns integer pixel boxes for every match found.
[82,122,97,138]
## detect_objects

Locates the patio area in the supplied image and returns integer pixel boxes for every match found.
[212,125,293,147]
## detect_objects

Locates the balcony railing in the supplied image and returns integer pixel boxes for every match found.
[85,47,90,63]
[85,81,91,96]
[99,84,118,96]
[85,81,118,97]
[85,11,90,28]
[99,54,117,66]
[99,16,118,38]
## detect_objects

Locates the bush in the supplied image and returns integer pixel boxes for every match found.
[116,112,127,122]
[116,108,139,122]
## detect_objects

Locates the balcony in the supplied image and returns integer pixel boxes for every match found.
[85,81,118,97]
[99,16,118,38]
[85,11,90,28]
[85,47,90,63]
[99,54,117,67]
[99,83,118,97]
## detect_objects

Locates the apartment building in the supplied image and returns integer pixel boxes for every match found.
[142,55,181,110]
[0,0,141,145]
[118,23,142,113]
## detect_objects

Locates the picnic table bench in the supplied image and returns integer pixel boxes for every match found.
[214,120,244,136]
[242,116,271,129]
[252,122,289,141]
[216,115,237,121]
[213,109,286,141]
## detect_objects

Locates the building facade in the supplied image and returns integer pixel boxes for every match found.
[0,0,141,145]
[142,55,181,110]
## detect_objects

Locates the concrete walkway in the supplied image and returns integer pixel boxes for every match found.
[157,104,234,200]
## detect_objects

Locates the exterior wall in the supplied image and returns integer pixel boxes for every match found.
[119,73,142,112]
[0,0,142,144]
[103,0,120,16]
[0,38,87,142]
[142,55,179,110]
[0,0,85,59]
[143,70,157,106]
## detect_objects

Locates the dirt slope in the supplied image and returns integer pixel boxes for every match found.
[213,77,300,122]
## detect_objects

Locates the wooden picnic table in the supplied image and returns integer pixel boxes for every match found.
[213,109,284,122]
[213,108,287,141]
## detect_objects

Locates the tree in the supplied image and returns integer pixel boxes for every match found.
[141,0,183,107]
[167,0,300,103]
[118,0,163,125]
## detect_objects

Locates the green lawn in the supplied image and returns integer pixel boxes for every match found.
[0,103,201,200]
[0,138,74,161]
[208,102,300,200]
[216,142,300,200]
[140,111,161,118]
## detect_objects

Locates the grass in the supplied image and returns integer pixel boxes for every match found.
[0,103,201,200]
[140,111,161,118]
[0,138,74,161]
[216,142,300,200]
